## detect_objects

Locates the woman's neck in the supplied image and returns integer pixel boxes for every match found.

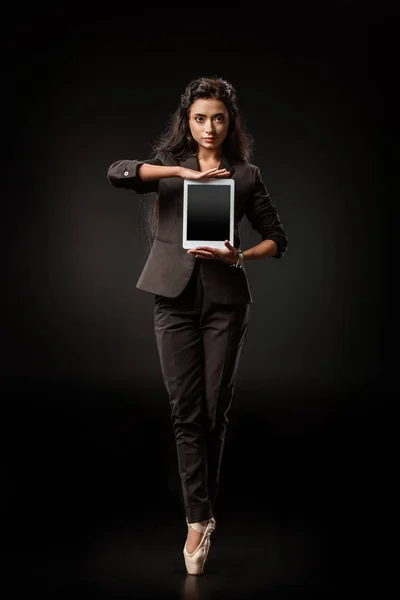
[197,148,222,162]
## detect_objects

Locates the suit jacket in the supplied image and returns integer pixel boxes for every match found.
[107,151,287,304]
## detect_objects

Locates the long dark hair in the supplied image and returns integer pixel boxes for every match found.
[138,76,254,249]
[153,76,253,162]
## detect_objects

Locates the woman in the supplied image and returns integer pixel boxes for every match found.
[107,76,288,575]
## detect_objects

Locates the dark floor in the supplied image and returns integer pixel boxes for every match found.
[84,514,322,596]
[6,380,376,597]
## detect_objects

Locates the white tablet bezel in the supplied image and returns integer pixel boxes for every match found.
[182,179,235,250]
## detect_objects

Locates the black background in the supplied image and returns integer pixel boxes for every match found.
[3,2,395,596]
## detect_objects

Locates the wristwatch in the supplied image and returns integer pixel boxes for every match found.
[230,250,244,269]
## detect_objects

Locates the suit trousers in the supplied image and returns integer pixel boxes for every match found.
[154,259,250,523]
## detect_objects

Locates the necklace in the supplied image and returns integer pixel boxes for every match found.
[198,157,221,171]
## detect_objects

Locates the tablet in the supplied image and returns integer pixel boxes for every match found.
[183,179,235,250]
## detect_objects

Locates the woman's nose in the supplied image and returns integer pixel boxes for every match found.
[205,120,215,133]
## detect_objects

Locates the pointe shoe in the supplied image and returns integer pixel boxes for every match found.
[183,518,216,575]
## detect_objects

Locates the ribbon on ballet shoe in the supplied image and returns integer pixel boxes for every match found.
[188,521,208,534]
[206,519,216,535]
[186,518,216,531]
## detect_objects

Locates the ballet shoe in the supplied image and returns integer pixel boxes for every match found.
[183,517,216,575]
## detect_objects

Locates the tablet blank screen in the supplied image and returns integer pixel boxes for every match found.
[186,184,231,241]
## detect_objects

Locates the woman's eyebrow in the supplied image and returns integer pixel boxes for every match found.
[193,112,225,117]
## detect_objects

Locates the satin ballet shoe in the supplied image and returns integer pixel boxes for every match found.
[183,518,216,575]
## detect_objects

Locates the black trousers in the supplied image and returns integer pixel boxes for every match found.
[154,260,250,523]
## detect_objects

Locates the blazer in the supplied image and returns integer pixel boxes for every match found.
[107,151,287,304]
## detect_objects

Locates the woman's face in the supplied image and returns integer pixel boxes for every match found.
[188,97,230,152]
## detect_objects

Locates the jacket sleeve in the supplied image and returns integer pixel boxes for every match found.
[244,166,288,258]
[107,152,166,194]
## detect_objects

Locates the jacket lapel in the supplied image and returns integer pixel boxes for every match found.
[219,154,235,177]
[178,155,199,172]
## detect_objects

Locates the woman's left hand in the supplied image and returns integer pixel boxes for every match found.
[187,240,238,265]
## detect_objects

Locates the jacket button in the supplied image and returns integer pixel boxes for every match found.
[124,171,129,176]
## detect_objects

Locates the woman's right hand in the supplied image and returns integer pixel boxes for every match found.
[178,167,229,180]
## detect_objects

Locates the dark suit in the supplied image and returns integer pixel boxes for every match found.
[107,151,287,522]
[107,151,287,304]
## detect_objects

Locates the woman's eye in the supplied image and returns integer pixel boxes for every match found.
[194,116,224,123]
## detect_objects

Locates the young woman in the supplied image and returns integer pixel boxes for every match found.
[107,76,288,575]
